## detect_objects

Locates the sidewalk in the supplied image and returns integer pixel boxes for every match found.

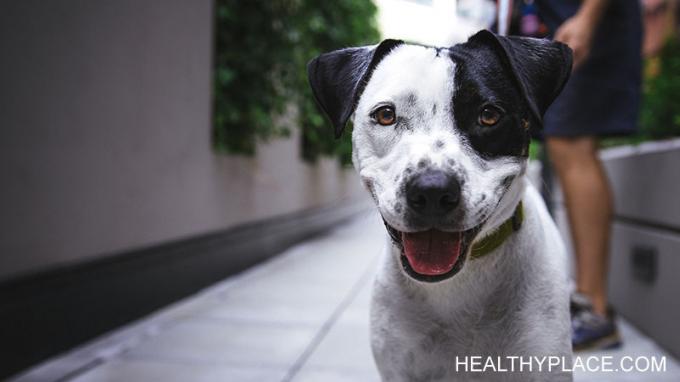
[14,213,680,381]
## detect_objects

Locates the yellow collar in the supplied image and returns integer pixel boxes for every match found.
[470,202,524,259]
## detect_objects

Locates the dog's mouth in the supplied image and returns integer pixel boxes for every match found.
[384,221,482,283]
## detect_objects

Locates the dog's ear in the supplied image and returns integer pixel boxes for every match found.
[307,39,403,138]
[466,30,572,128]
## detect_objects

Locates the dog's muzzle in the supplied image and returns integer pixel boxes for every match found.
[384,169,481,282]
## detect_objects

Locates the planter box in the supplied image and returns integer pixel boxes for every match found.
[551,138,680,359]
[602,139,680,230]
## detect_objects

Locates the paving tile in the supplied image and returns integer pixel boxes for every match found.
[297,283,377,375]
[301,319,376,373]
[69,358,287,382]
[573,318,680,381]
[221,272,353,303]
[332,275,373,327]
[291,366,381,382]
[228,239,382,288]
[124,319,317,368]
[194,291,340,327]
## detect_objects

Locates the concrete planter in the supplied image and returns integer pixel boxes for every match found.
[552,137,680,359]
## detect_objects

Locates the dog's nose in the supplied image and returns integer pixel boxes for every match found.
[405,170,461,216]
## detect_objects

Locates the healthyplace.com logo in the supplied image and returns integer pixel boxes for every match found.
[454,355,667,373]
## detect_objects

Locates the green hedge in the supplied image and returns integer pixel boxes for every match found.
[640,37,680,139]
[213,0,379,164]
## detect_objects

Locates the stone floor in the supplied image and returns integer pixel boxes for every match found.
[13,212,680,381]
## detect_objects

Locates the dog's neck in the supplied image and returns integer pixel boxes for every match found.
[475,175,527,242]
[470,201,523,259]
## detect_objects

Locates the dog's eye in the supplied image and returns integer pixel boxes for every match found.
[479,106,502,126]
[374,106,396,126]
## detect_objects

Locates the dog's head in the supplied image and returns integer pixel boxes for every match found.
[308,30,571,283]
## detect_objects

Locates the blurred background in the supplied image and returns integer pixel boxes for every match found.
[1,0,679,380]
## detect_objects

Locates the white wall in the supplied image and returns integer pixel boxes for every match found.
[0,0,365,280]
[375,0,489,45]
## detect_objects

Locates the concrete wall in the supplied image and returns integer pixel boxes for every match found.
[551,138,680,357]
[0,0,364,281]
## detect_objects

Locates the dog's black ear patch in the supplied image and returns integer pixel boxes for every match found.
[307,39,403,138]
[466,30,572,128]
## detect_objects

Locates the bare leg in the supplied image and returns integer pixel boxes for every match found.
[546,136,611,316]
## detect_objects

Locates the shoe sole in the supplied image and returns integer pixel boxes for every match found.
[573,332,622,352]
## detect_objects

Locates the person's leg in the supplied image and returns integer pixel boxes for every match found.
[546,136,611,317]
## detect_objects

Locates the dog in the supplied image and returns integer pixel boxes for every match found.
[308,30,573,381]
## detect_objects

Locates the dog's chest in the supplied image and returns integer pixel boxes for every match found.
[371,312,529,382]
[370,282,532,377]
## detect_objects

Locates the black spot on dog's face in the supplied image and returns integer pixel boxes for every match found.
[502,175,515,189]
[417,159,430,169]
[406,93,418,107]
[449,44,531,159]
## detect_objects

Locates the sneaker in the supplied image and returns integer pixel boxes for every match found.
[570,292,622,351]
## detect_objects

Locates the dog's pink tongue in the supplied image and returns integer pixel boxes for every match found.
[402,230,462,276]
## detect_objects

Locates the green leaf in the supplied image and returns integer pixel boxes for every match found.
[213,0,379,161]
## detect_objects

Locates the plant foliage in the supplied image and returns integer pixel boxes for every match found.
[214,0,380,163]
[640,36,680,139]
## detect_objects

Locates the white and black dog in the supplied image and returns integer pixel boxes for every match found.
[308,30,573,381]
